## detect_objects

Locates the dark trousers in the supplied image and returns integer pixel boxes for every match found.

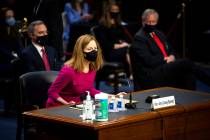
[136,59,210,91]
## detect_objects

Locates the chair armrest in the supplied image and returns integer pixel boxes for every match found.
[103,62,124,69]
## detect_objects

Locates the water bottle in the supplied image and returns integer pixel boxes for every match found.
[117,94,125,111]
[109,95,118,112]
[82,91,94,120]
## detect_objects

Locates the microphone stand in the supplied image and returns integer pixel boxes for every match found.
[125,92,137,109]
[124,77,137,109]
[182,3,186,58]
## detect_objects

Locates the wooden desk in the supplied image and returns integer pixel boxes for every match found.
[23,87,210,140]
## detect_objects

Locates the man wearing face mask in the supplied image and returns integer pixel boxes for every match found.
[130,8,210,91]
[20,20,61,73]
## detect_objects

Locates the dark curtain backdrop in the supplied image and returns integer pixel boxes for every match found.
[1,0,209,62]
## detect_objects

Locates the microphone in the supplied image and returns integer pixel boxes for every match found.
[125,77,137,109]
[145,94,160,103]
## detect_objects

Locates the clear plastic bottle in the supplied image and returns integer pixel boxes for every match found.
[109,95,118,112]
[82,91,94,120]
[117,94,125,111]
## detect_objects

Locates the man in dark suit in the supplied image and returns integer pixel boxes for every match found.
[21,20,61,73]
[130,8,210,91]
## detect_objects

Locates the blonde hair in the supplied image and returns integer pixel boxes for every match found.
[65,34,103,72]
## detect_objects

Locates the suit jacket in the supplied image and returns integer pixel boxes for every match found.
[130,28,175,90]
[20,43,60,73]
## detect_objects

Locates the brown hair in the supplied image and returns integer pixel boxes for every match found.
[65,34,103,72]
[99,3,122,28]
[0,7,13,19]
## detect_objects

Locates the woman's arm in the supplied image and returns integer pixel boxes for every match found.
[57,97,75,105]
[48,66,73,105]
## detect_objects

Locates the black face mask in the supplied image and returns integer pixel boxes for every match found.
[110,12,119,19]
[143,24,157,33]
[36,35,48,46]
[84,50,97,62]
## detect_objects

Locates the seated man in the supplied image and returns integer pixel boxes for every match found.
[130,8,210,91]
[20,20,62,73]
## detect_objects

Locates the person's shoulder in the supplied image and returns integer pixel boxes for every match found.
[45,45,56,54]
[65,2,72,7]
[83,2,89,7]
[134,28,147,40]
[64,2,72,9]
[46,45,55,50]
[19,46,34,61]
[21,44,34,54]
[25,43,34,49]
[135,28,144,36]
[60,65,75,75]
[90,70,97,75]
[55,65,73,80]
[155,30,167,38]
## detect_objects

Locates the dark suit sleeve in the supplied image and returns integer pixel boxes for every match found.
[20,50,37,72]
[132,34,166,68]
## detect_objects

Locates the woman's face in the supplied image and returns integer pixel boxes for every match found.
[83,40,97,53]
[110,5,119,13]
[110,5,120,18]
[83,40,98,62]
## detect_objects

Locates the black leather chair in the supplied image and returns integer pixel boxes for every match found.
[90,25,126,93]
[16,71,59,140]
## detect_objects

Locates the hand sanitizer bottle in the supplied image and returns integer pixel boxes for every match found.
[82,91,94,120]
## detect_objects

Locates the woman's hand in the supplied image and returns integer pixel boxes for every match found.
[81,14,93,21]
[114,42,130,49]
[115,92,127,98]
[100,92,127,98]
[57,97,75,105]
[68,101,76,106]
